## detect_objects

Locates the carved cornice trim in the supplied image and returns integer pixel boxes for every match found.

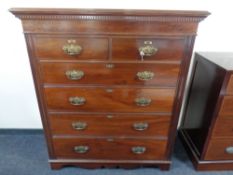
[14,14,206,22]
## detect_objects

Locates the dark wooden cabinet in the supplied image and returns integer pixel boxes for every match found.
[10,8,209,170]
[180,52,233,171]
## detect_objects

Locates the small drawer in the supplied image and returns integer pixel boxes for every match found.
[219,96,233,116]
[44,87,175,113]
[212,118,233,137]
[205,139,233,160]
[40,62,180,86]
[226,75,233,95]
[49,113,171,137]
[53,138,167,160]
[32,36,108,60]
[112,38,186,61]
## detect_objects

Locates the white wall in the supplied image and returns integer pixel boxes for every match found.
[0,0,232,129]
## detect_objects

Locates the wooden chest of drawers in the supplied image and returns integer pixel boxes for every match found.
[10,8,209,170]
[180,52,233,170]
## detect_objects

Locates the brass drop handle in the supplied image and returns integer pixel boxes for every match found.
[69,97,86,106]
[135,97,151,106]
[66,70,84,80]
[74,146,89,153]
[133,122,149,131]
[139,41,158,60]
[137,71,154,81]
[225,146,233,154]
[63,39,82,56]
[72,122,87,130]
[132,146,146,154]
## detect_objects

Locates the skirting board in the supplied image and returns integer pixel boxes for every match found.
[0,129,43,135]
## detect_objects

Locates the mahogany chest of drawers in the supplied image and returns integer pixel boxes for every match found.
[10,8,209,170]
[180,52,233,170]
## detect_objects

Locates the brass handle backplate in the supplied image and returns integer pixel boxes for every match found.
[74,146,89,153]
[135,97,151,106]
[139,41,158,59]
[72,122,87,130]
[69,97,86,106]
[66,70,84,80]
[63,39,82,56]
[132,146,146,154]
[133,122,149,131]
[137,71,154,81]
[225,147,233,154]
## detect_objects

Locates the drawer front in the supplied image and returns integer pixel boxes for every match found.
[205,139,233,160]
[33,36,108,60]
[212,117,233,137]
[219,96,233,116]
[44,87,175,112]
[53,138,167,160]
[226,75,233,95]
[40,62,180,86]
[112,38,186,61]
[49,114,171,137]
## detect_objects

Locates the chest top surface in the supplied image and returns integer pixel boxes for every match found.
[9,8,209,16]
[197,52,233,71]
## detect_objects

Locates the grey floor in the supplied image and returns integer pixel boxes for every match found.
[0,131,232,175]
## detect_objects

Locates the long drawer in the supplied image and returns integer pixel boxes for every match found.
[44,87,175,112]
[219,96,233,116]
[205,138,233,160]
[212,117,233,137]
[32,36,109,60]
[49,114,171,137]
[40,62,180,86]
[112,37,186,61]
[53,138,167,160]
[226,75,233,95]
